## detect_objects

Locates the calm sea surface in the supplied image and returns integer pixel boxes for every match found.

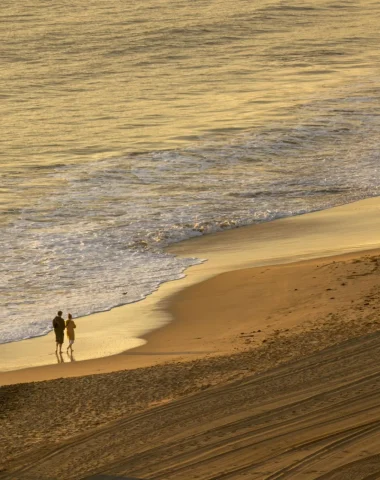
[1,0,380,344]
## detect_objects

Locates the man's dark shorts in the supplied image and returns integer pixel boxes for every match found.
[55,330,64,344]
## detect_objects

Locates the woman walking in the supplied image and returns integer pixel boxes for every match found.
[66,313,76,354]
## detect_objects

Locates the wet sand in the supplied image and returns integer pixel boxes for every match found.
[1,196,380,383]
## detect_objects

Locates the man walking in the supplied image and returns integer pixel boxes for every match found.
[52,310,66,353]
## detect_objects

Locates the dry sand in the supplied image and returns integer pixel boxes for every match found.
[2,197,380,479]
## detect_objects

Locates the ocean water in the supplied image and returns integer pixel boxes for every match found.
[1,0,380,344]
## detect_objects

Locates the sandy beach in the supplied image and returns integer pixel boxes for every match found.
[1,196,380,382]
[2,0,380,478]
[2,197,380,479]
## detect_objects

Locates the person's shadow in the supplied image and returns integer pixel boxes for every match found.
[55,352,65,364]
[68,352,76,362]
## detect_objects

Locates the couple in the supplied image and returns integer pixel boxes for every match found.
[52,310,76,354]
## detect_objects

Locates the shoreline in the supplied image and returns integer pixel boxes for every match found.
[1,196,380,385]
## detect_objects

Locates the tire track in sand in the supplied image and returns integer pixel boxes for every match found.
[5,333,380,479]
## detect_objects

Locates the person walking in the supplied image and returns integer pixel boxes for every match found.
[52,311,66,354]
[66,313,76,354]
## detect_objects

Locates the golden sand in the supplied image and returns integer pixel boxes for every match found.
[2,197,380,478]
[1,196,380,383]
[2,248,380,478]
